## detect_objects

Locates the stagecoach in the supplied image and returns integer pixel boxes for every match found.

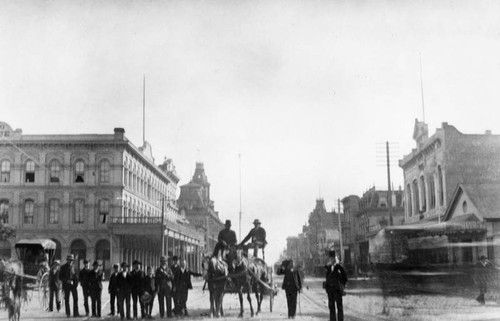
[0,238,57,309]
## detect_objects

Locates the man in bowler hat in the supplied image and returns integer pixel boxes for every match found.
[282,260,302,319]
[324,250,347,321]
[88,261,104,318]
[117,262,132,320]
[79,259,91,316]
[156,256,175,318]
[59,254,80,317]
[108,263,120,316]
[131,260,146,319]
[218,219,237,250]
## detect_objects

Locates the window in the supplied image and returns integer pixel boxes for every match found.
[0,200,9,224]
[438,166,444,206]
[75,161,85,183]
[49,199,59,224]
[1,160,10,182]
[74,199,84,224]
[420,176,426,212]
[24,200,34,224]
[412,179,420,214]
[429,175,436,209]
[462,200,468,214]
[406,184,413,216]
[99,199,109,224]
[99,160,110,183]
[26,160,35,183]
[49,160,61,183]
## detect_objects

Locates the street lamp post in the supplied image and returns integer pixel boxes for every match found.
[161,196,165,257]
[337,199,344,262]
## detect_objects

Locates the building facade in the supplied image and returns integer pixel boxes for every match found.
[397,120,500,266]
[177,162,224,254]
[0,122,203,275]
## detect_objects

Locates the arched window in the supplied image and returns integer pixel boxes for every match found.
[74,199,84,224]
[49,160,61,183]
[51,238,62,260]
[99,199,109,224]
[99,160,110,183]
[412,179,420,214]
[24,199,34,224]
[26,160,35,183]
[1,160,10,182]
[48,199,60,224]
[429,175,436,209]
[406,184,412,216]
[95,239,110,275]
[0,199,9,224]
[438,166,444,206]
[70,239,87,266]
[74,160,85,183]
[420,176,427,212]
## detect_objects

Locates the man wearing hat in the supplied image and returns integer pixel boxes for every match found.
[170,256,180,316]
[475,255,494,305]
[79,259,91,316]
[218,219,237,250]
[155,256,174,318]
[59,254,80,317]
[88,261,104,318]
[239,219,267,258]
[48,260,61,312]
[117,262,132,320]
[130,260,146,320]
[108,263,120,316]
[324,250,347,321]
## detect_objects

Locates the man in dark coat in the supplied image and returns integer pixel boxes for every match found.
[143,266,156,319]
[108,263,120,316]
[79,259,91,316]
[130,260,146,320]
[88,261,104,318]
[170,256,180,316]
[48,260,62,312]
[155,256,175,318]
[173,259,202,316]
[475,255,495,305]
[239,219,267,258]
[117,262,132,320]
[218,219,237,250]
[324,250,347,321]
[281,260,302,319]
[59,254,80,317]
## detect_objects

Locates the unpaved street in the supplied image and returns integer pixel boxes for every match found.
[5,276,500,321]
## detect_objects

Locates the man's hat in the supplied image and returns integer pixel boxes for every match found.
[121,262,129,268]
[480,255,487,260]
[113,263,120,268]
[160,256,167,262]
[225,219,231,226]
[52,260,61,266]
[132,260,142,265]
[93,261,99,267]
[66,254,75,261]
[253,219,261,225]
[83,259,89,264]
[327,250,336,258]
[172,256,179,261]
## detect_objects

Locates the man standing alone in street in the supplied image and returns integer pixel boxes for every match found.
[59,254,80,317]
[324,250,347,321]
[281,260,302,319]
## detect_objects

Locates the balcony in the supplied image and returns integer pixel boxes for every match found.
[108,215,198,237]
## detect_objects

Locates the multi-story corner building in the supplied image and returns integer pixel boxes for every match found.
[396,120,500,266]
[177,162,224,254]
[285,231,310,271]
[0,122,203,275]
[341,195,360,266]
[354,187,404,266]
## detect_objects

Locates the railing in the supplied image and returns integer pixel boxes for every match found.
[110,216,162,224]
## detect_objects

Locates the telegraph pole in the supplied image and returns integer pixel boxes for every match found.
[239,153,242,240]
[161,196,165,256]
[337,199,343,262]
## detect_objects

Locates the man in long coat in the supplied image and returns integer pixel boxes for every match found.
[281,260,302,319]
[173,259,202,316]
[117,262,132,320]
[130,260,146,319]
[324,250,347,321]
[88,261,104,318]
[155,256,175,318]
[108,263,120,316]
[59,254,80,317]
[48,260,62,312]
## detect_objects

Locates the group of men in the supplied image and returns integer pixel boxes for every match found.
[48,254,105,318]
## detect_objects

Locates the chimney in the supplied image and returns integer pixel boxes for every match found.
[114,128,125,140]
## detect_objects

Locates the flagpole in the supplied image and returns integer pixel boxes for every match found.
[239,153,242,240]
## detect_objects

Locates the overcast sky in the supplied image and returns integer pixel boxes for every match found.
[2,0,500,263]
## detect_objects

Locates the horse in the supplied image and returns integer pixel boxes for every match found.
[226,248,269,318]
[0,259,24,321]
[201,247,229,318]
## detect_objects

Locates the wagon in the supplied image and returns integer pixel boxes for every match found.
[14,238,57,309]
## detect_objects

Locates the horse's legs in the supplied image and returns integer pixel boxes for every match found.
[220,293,224,317]
[237,289,244,318]
[209,290,215,318]
[254,289,262,315]
[246,284,254,317]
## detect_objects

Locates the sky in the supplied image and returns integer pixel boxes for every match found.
[2,0,500,263]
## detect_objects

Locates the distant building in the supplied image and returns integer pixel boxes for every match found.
[353,188,404,266]
[396,120,500,266]
[0,122,203,275]
[177,162,224,254]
